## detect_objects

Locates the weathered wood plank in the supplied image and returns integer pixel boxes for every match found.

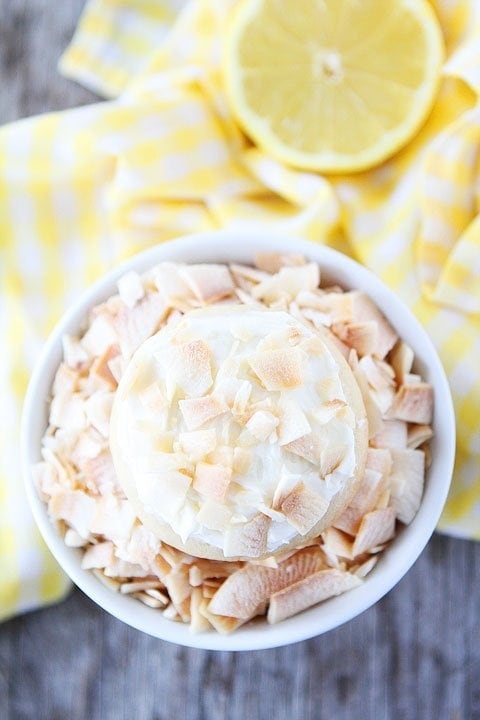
[0,535,478,720]
[0,2,479,720]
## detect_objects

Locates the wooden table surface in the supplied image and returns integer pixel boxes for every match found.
[0,2,479,719]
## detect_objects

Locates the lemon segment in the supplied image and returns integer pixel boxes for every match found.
[224,0,445,172]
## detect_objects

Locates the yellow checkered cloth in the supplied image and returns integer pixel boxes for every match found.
[1,0,479,622]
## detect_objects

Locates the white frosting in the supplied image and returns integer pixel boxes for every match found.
[110,305,357,555]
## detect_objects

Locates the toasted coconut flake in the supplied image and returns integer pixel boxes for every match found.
[277,399,311,445]
[165,567,191,605]
[223,513,271,559]
[235,422,261,450]
[246,410,279,441]
[324,328,350,359]
[232,447,252,474]
[354,555,379,578]
[179,264,234,303]
[151,555,171,582]
[48,489,96,538]
[179,429,216,461]
[103,557,150,578]
[42,447,77,486]
[118,525,161,571]
[203,579,223,590]
[136,470,191,517]
[176,596,193,623]
[92,569,120,592]
[157,544,187,570]
[315,376,341,401]
[298,306,333,329]
[137,382,165,414]
[248,347,304,391]
[267,569,361,624]
[197,499,233,531]
[235,286,259,305]
[312,399,348,425]
[284,433,324,465]
[193,462,231,502]
[421,442,432,468]
[359,355,395,391]
[254,252,306,273]
[352,508,396,557]
[107,355,124,384]
[348,348,359,370]
[250,556,278,569]
[117,270,145,309]
[232,380,253,415]
[252,264,319,303]
[114,291,167,359]
[208,547,326,619]
[302,291,355,324]
[371,420,408,449]
[334,463,386,535]
[62,335,89,368]
[171,339,213,397]
[332,321,378,357]
[366,448,393,478]
[350,292,398,359]
[81,313,118,357]
[32,461,60,500]
[162,603,180,620]
[353,368,383,438]
[131,591,165,609]
[85,391,114,438]
[370,385,396,415]
[280,483,329,535]
[53,364,79,396]
[91,345,120,389]
[189,566,203,587]
[389,341,414,384]
[90,495,135,543]
[403,373,422,385]
[153,262,194,305]
[283,433,324,466]
[208,445,234,468]
[320,445,348,476]
[389,448,425,524]
[199,603,244,634]
[70,427,105,466]
[81,541,115,570]
[190,588,212,632]
[81,451,118,496]
[195,559,243,579]
[322,527,353,559]
[146,588,169,604]
[134,451,192,474]
[120,580,164,595]
[64,528,87,548]
[179,395,229,431]
[229,263,270,284]
[407,424,433,449]
[389,383,433,424]
[49,392,87,432]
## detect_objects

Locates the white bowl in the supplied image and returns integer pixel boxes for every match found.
[21,231,455,651]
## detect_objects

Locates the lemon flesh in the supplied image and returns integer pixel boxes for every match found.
[224,0,444,172]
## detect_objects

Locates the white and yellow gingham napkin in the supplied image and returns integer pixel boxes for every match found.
[1,0,479,621]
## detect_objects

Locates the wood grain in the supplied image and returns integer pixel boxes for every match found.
[0,2,479,719]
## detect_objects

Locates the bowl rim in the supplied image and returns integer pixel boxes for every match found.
[21,230,456,651]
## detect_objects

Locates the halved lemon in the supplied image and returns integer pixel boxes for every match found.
[223,0,444,173]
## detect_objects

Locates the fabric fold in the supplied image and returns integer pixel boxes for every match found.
[2,0,480,622]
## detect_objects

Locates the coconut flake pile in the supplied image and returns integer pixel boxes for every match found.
[34,252,433,632]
